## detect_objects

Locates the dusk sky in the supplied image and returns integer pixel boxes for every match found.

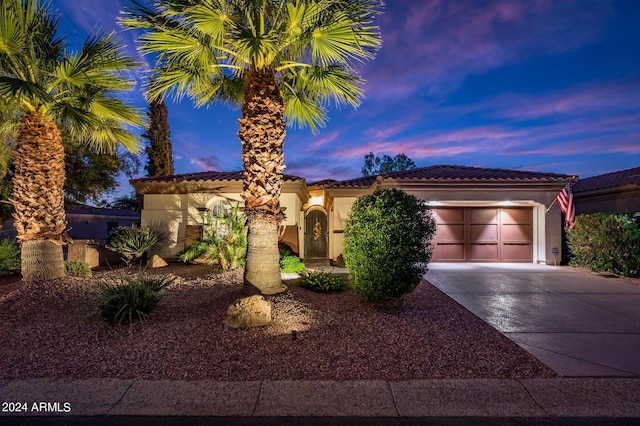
[51,0,640,192]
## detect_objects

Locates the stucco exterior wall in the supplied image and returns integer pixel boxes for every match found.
[326,187,563,264]
[141,191,303,259]
[328,197,357,260]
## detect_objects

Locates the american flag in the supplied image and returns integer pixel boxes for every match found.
[556,182,576,230]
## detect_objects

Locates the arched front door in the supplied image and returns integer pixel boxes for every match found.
[305,208,328,259]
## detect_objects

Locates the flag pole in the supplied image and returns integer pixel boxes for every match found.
[546,176,576,213]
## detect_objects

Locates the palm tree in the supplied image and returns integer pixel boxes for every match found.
[0,0,143,281]
[122,0,382,294]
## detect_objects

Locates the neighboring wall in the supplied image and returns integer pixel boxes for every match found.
[574,187,640,215]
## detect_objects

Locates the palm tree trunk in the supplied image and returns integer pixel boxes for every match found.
[12,111,66,282]
[20,240,65,282]
[239,69,286,294]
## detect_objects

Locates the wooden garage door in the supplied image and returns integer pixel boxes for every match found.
[431,207,532,262]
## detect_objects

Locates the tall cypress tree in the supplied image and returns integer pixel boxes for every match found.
[144,99,174,177]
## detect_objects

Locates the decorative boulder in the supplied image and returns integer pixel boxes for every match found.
[223,295,272,328]
[147,255,168,269]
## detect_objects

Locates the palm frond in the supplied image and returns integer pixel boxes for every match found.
[282,87,327,133]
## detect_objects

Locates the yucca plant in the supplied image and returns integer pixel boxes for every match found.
[95,273,174,324]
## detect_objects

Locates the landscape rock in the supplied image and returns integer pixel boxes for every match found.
[147,255,168,269]
[223,295,272,328]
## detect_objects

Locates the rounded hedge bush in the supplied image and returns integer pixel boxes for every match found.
[343,188,436,302]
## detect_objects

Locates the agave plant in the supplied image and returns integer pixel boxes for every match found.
[106,225,164,266]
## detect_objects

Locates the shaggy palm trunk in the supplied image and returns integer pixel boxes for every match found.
[12,111,66,281]
[239,69,286,295]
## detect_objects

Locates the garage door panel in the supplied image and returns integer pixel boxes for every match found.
[470,224,498,242]
[502,243,532,262]
[470,243,499,261]
[502,224,532,242]
[436,243,466,261]
[470,208,498,223]
[436,224,464,242]
[436,208,464,222]
[502,208,532,224]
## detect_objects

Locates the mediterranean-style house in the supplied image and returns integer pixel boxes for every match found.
[130,165,574,265]
[573,166,640,215]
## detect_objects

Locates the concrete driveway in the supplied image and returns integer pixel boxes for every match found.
[425,263,640,377]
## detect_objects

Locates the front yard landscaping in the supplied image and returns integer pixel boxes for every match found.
[0,263,556,380]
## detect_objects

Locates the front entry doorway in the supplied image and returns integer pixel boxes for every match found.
[304,208,328,260]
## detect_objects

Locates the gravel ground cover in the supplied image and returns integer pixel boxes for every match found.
[0,264,557,380]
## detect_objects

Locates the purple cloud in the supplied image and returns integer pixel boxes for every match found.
[364,0,611,99]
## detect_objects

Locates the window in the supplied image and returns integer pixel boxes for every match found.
[207,201,232,236]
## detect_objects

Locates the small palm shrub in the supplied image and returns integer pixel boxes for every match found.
[568,213,640,277]
[343,188,436,302]
[0,238,21,273]
[180,204,247,270]
[280,255,306,274]
[106,225,163,266]
[96,273,174,324]
[65,260,91,277]
[300,271,349,293]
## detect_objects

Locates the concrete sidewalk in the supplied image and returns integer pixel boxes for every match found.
[1,378,640,419]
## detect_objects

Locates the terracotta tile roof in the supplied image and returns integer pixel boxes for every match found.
[381,165,571,181]
[130,170,304,185]
[307,179,338,187]
[326,165,571,188]
[325,175,378,188]
[67,205,140,218]
[573,167,640,194]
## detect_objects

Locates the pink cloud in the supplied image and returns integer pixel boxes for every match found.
[365,0,611,99]
[488,82,640,120]
[302,131,342,153]
[364,117,418,140]
[337,125,528,159]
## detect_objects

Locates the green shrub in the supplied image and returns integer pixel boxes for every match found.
[106,225,164,266]
[343,188,436,302]
[300,271,349,293]
[180,203,247,270]
[568,213,640,277]
[65,260,91,277]
[280,255,306,274]
[0,238,20,273]
[95,273,174,324]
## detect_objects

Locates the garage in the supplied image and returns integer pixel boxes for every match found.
[431,207,533,262]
